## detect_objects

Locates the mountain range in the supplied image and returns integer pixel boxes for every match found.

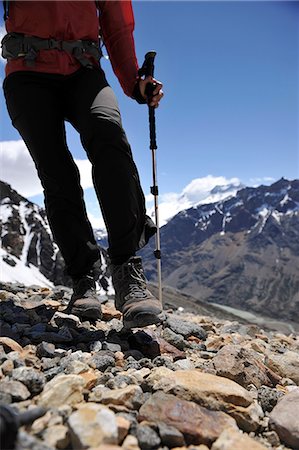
[1,178,298,323]
[141,178,299,322]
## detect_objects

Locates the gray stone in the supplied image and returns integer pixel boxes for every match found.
[16,431,55,450]
[106,374,137,389]
[36,342,56,358]
[152,356,176,370]
[258,386,284,412]
[89,354,115,371]
[12,367,46,395]
[102,342,122,352]
[162,327,187,350]
[165,316,207,340]
[89,340,102,352]
[0,380,31,401]
[124,356,142,371]
[158,422,185,448]
[0,391,12,403]
[7,351,25,368]
[136,424,161,450]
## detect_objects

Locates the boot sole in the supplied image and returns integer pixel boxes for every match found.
[123,311,166,329]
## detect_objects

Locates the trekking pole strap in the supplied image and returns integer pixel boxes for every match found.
[1,32,101,67]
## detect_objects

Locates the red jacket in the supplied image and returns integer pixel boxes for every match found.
[5,1,139,97]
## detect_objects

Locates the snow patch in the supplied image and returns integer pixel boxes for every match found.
[0,248,53,287]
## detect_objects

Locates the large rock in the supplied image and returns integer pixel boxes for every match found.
[138,392,237,446]
[269,388,299,448]
[38,374,85,408]
[265,350,299,384]
[211,428,268,450]
[145,368,262,431]
[68,403,118,449]
[210,345,280,388]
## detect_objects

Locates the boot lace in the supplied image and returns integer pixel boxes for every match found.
[116,260,147,300]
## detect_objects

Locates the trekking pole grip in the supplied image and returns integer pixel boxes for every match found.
[139,51,157,98]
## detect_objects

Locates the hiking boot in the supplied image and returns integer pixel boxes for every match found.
[111,256,163,328]
[66,275,102,321]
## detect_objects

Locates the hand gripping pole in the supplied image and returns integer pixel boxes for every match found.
[139,51,162,304]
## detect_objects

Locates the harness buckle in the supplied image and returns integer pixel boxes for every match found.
[48,38,60,50]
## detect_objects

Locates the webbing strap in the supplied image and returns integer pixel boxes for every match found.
[1,32,102,68]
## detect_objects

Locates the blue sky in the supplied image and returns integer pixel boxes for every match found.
[1,1,298,227]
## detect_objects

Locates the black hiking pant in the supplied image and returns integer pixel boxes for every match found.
[3,67,155,278]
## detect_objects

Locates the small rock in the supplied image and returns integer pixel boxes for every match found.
[0,380,31,401]
[266,350,299,384]
[158,422,185,448]
[63,360,90,375]
[89,353,115,371]
[101,304,122,321]
[0,336,23,353]
[165,316,207,340]
[90,341,103,352]
[162,328,187,350]
[152,356,176,370]
[173,359,195,371]
[78,370,99,389]
[92,385,144,410]
[102,342,122,353]
[262,430,280,447]
[269,388,299,448]
[211,428,268,450]
[68,403,118,449]
[42,424,70,449]
[257,385,284,412]
[136,424,161,450]
[36,342,56,358]
[1,359,14,375]
[50,311,81,328]
[106,374,137,389]
[122,434,139,450]
[116,415,131,443]
[0,392,12,403]
[16,430,55,450]
[38,374,85,408]
[7,351,26,368]
[12,367,46,395]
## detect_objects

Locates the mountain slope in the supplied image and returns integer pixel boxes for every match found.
[141,178,299,322]
[0,181,111,291]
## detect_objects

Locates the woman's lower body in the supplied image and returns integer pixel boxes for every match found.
[3,66,162,327]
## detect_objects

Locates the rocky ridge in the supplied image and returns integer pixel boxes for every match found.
[0,282,299,450]
[141,178,299,322]
[0,180,111,292]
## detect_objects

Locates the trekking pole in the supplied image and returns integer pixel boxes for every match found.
[0,404,47,450]
[139,51,162,304]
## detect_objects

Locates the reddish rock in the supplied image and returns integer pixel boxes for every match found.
[138,391,237,446]
[269,388,299,448]
[210,344,281,388]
